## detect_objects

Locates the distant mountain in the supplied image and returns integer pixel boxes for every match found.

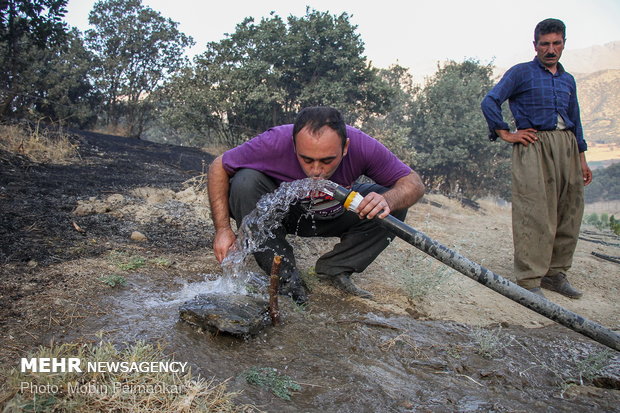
[563,41,620,74]
[575,69,620,145]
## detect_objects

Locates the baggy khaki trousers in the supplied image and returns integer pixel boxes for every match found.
[511,130,585,289]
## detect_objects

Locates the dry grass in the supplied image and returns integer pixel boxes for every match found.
[0,123,78,164]
[1,341,255,412]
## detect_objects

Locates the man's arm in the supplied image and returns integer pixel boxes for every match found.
[207,155,237,263]
[356,171,425,220]
[480,66,520,141]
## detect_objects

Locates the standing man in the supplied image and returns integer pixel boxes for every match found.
[207,106,425,304]
[481,18,592,299]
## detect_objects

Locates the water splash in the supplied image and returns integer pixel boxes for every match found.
[215,178,338,293]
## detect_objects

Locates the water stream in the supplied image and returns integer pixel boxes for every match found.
[218,178,337,293]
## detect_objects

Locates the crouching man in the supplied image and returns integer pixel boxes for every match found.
[207,106,425,303]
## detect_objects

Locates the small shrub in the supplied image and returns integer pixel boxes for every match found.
[574,349,615,385]
[99,274,127,287]
[151,257,172,267]
[242,367,301,401]
[117,256,146,271]
[470,325,514,359]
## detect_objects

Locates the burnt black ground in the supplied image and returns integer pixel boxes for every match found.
[0,129,214,265]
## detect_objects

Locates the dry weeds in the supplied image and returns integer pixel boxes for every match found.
[1,341,256,412]
[0,123,78,164]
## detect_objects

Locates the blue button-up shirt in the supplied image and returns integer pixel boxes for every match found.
[481,57,587,152]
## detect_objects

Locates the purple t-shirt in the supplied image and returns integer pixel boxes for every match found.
[222,124,412,217]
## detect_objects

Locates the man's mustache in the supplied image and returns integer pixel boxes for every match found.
[545,53,557,58]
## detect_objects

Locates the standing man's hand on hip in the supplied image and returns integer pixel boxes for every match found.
[497,128,539,146]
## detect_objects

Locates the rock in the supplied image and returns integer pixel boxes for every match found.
[130,231,147,241]
[179,293,269,336]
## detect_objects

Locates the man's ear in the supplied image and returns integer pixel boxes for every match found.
[343,138,350,156]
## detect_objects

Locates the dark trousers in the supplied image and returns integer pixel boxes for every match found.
[229,169,407,277]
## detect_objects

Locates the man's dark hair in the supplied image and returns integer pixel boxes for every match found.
[534,18,566,43]
[293,107,348,149]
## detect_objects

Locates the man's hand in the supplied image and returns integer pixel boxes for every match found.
[580,152,593,186]
[497,128,538,145]
[207,155,237,263]
[213,227,237,263]
[356,192,391,220]
[355,172,425,220]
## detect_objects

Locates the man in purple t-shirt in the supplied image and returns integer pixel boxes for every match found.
[207,107,425,303]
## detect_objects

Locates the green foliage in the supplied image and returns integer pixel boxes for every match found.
[0,0,70,119]
[584,212,620,234]
[585,162,620,203]
[611,215,620,235]
[159,8,393,147]
[99,274,127,287]
[85,0,194,137]
[243,367,301,401]
[117,256,146,271]
[20,28,98,126]
[363,65,418,165]
[409,60,512,199]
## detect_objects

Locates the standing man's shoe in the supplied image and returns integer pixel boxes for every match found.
[541,272,583,299]
[319,273,374,299]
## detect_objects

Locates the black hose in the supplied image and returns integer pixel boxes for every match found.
[330,184,620,352]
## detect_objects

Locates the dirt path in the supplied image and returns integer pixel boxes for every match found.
[1,131,618,412]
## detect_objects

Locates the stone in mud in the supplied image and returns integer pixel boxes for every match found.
[179,293,269,336]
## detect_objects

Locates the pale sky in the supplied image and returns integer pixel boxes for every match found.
[65,0,620,81]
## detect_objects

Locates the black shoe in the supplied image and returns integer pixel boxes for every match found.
[527,287,546,298]
[541,272,582,299]
[322,273,373,299]
[279,271,308,304]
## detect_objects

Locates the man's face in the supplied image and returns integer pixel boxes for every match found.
[294,125,349,179]
[534,32,565,69]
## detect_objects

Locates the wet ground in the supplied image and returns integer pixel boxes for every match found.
[1,129,619,412]
[48,268,620,412]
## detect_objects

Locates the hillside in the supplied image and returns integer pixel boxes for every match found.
[564,41,620,74]
[1,131,619,411]
[576,69,620,145]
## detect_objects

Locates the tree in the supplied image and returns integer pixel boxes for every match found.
[27,28,99,127]
[159,8,392,147]
[0,0,68,118]
[85,0,193,137]
[362,64,419,166]
[409,60,511,199]
[585,162,620,202]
